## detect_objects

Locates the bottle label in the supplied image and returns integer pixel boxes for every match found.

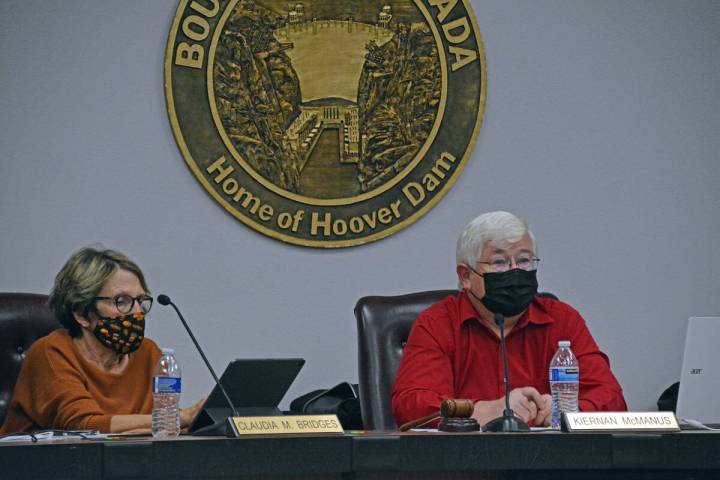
[153,376,181,394]
[550,367,579,382]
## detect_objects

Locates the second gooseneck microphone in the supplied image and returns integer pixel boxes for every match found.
[157,294,239,418]
[482,312,530,432]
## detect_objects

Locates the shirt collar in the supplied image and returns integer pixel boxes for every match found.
[458,290,555,329]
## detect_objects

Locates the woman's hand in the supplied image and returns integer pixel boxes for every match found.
[180,395,208,427]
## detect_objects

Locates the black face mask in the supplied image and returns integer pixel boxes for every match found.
[472,268,538,317]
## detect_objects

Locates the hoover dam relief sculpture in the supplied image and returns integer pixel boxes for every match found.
[166,0,486,247]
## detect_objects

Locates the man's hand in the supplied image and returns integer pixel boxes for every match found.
[180,395,208,427]
[510,387,552,426]
[507,387,541,423]
[472,387,551,427]
[530,393,552,426]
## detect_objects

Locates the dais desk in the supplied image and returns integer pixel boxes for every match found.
[1,430,719,480]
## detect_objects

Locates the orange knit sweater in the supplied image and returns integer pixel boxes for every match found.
[1,329,161,434]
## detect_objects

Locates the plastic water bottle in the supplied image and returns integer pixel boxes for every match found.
[152,348,182,437]
[549,340,579,430]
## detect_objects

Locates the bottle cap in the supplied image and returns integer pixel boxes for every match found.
[558,340,570,348]
[162,348,175,354]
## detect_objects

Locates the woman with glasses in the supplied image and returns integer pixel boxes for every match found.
[0,247,204,434]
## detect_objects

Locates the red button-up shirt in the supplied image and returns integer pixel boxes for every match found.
[391,292,627,426]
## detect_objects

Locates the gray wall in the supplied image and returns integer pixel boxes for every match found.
[1,1,719,411]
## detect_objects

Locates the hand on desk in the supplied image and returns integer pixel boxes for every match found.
[472,387,552,427]
[110,395,207,433]
[527,390,552,427]
[181,395,207,428]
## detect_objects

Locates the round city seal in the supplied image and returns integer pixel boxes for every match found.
[165,0,486,248]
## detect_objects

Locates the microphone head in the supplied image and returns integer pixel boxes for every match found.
[157,294,172,306]
[494,313,504,326]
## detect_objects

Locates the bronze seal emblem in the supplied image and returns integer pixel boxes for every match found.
[165,0,486,247]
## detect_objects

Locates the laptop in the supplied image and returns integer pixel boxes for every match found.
[189,358,305,435]
[676,317,720,427]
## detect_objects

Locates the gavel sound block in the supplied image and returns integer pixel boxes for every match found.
[399,399,480,432]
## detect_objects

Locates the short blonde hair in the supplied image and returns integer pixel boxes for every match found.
[49,247,148,337]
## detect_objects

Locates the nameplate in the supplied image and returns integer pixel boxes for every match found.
[227,415,344,436]
[563,411,680,432]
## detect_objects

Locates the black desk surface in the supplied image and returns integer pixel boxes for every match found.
[2,430,719,480]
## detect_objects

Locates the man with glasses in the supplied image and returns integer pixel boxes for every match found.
[392,211,626,428]
[1,247,205,434]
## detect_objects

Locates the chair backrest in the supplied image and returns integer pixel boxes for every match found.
[354,290,457,430]
[0,293,61,426]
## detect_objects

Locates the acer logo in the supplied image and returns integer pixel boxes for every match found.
[690,368,703,375]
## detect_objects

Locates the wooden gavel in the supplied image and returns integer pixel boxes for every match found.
[399,399,475,432]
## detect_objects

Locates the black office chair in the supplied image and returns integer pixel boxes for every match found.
[354,290,560,431]
[354,290,457,430]
[0,293,60,426]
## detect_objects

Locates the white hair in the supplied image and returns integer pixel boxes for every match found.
[456,211,536,267]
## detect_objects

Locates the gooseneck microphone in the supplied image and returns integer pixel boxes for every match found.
[157,294,239,418]
[482,312,530,432]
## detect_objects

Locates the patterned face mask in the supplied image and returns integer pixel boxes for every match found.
[91,311,145,354]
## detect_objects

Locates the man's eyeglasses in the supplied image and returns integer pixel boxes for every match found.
[93,294,153,314]
[477,256,540,273]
